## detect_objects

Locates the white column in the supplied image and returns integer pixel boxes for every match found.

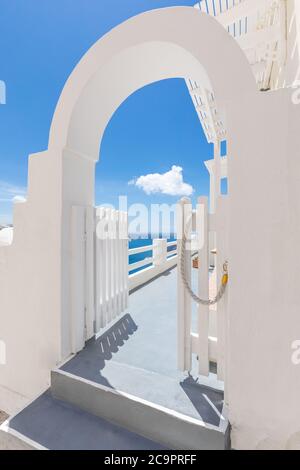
[85,206,95,340]
[213,139,222,213]
[216,196,229,383]
[209,170,216,214]
[153,238,167,267]
[71,206,86,354]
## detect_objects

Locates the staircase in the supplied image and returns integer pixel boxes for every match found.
[0,356,229,450]
[0,269,230,450]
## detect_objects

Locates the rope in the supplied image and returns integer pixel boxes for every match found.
[179,231,228,306]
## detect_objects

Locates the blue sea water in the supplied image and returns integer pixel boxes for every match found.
[129,234,176,275]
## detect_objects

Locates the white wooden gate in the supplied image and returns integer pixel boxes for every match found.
[71,205,95,353]
[71,205,128,353]
[95,207,128,333]
[177,195,228,381]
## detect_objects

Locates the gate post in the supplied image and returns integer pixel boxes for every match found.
[216,196,229,382]
[71,206,86,354]
[85,206,95,341]
[196,196,210,376]
[177,197,192,371]
[153,239,167,267]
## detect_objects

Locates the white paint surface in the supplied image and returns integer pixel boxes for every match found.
[0,5,299,450]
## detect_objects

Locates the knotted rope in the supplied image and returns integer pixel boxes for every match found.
[179,231,228,306]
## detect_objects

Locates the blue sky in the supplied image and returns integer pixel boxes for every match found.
[0,0,213,225]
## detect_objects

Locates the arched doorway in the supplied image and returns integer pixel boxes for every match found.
[2,4,300,450]
[0,5,260,414]
[46,6,255,360]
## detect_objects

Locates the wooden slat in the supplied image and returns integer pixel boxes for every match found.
[95,207,105,331]
[120,212,126,312]
[177,198,192,371]
[107,209,114,324]
[123,213,129,311]
[71,206,86,353]
[94,207,128,333]
[113,210,120,319]
[85,206,95,340]
[112,210,118,319]
[197,196,210,376]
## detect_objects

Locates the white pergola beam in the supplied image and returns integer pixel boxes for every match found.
[204,156,228,179]
[213,0,270,28]
[237,24,281,52]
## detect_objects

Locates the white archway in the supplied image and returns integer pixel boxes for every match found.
[0,5,258,415]
[2,4,300,451]
[49,7,255,160]
[45,7,256,360]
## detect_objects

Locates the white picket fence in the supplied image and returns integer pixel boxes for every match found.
[177,195,228,381]
[95,207,128,332]
[70,205,128,352]
[70,204,178,354]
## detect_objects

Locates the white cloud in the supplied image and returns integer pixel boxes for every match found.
[129,166,194,197]
[0,181,27,202]
[12,195,26,203]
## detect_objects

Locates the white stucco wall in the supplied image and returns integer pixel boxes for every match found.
[0,5,299,451]
[227,88,300,450]
[0,150,62,413]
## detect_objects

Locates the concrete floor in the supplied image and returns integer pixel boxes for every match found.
[62,267,224,427]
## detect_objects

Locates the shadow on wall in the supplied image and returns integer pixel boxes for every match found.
[61,314,138,387]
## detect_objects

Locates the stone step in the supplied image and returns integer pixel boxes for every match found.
[61,357,224,425]
[0,390,166,450]
[51,367,229,450]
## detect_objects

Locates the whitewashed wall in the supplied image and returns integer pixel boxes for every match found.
[0,150,62,413]
[0,5,299,452]
[227,89,300,450]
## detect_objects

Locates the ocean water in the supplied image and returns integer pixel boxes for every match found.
[129,234,176,275]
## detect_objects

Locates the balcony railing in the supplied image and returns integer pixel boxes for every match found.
[128,239,178,291]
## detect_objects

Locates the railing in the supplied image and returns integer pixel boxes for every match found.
[128,239,178,291]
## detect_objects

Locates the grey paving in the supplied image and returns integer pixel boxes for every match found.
[8,391,166,450]
[61,267,224,427]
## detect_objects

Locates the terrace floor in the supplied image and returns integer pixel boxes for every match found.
[61,266,225,429]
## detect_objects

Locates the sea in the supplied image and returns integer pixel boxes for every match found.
[129,234,176,275]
